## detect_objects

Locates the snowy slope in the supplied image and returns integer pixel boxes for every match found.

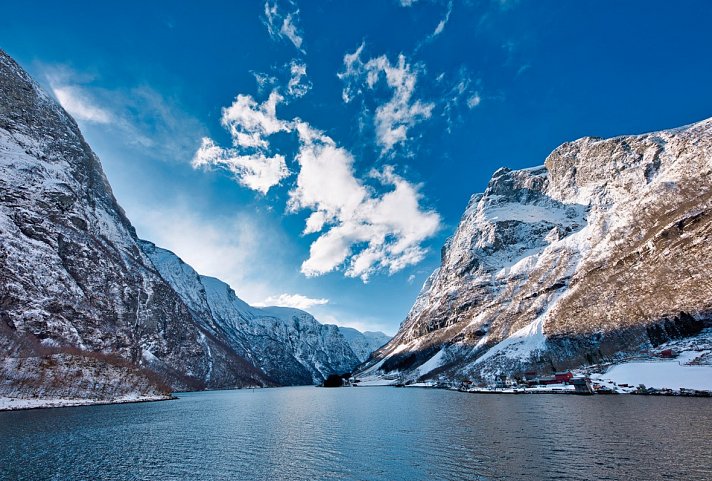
[142,243,365,385]
[0,49,269,405]
[359,117,712,385]
[338,327,391,363]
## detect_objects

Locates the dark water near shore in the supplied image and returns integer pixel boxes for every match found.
[1,387,710,481]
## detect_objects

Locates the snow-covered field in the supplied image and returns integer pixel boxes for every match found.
[590,352,712,393]
[588,329,712,393]
[591,360,712,392]
[0,394,171,411]
[356,376,398,386]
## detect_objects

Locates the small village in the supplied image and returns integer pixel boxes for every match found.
[451,343,712,397]
[453,369,711,397]
[456,370,597,395]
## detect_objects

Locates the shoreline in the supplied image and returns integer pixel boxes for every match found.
[5,375,711,413]
[0,384,293,412]
[356,381,712,397]
[0,394,176,412]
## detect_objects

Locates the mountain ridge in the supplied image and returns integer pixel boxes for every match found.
[141,240,382,385]
[357,116,712,384]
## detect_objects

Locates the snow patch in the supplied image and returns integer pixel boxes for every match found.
[591,353,712,392]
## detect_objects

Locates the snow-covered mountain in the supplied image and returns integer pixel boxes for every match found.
[141,241,363,385]
[0,50,371,404]
[0,49,272,403]
[358,118,712,384]
[338,327,390,363]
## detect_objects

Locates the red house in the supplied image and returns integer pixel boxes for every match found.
[554,371,574,383]
[659,349,675,358]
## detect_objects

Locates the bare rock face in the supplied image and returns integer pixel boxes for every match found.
[0,50,269,400]
[359,118,712,383]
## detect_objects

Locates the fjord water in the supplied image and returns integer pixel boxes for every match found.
[1,387,710,481]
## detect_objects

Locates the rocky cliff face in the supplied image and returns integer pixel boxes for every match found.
[141,241,364,385]
[359,118,712,383]
[0,50,272,401]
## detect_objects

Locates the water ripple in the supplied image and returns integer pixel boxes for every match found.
[0,388,710,481]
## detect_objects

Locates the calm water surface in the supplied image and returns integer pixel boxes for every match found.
[1,387,710,481]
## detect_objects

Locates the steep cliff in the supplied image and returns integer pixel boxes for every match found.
[0,50,269,401]
[359,118,712,383]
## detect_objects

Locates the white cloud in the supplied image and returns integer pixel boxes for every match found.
[255,293,329,310]
[339,46,434,154]
[289,123,441,281]
[287,61,311,98]
[340,42,365,103]
[432,1,453,37]
[52,86,112,124]
[196,87,441,281]
[439,69,483,130]
[413,1,454,53]
[399,0,418,6]
[467,93,482,109]
[263,1,304,52]
[253,72,278,93]
[221,91,290,147]
[281,13,303,49]
[252,60,311,105]
[193,138,289,194]
[192,91,291,193]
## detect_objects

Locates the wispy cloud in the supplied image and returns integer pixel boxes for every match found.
[43,64,205,163]
[263,1,305,52]
[255,293,329,310]
[438,68,483,130]
[129,204,281,304]
[339,44,435,155]
[466,93,481,108]
[431,0,453,38]
[495,0,520,11]
[52,85,113,124]
[287,60,311,98]
[253,71,278,94]
[251,60,311,106]
[413,1,454,53]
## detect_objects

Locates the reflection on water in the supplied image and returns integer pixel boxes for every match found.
[1,387,710,481]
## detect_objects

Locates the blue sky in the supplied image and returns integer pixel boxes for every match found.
[2,1,711,335]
